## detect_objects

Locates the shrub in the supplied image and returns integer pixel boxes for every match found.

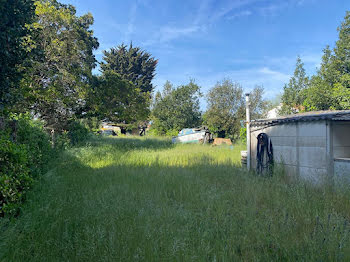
[165,129,179,137]
[16,118,53,177]
[0,131,31,216]
[67,121,90,146]
[55,131,71,151]
[0,117,55,216]
[239,127,247,143]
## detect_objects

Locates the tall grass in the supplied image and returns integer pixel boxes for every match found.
[1,136,350,261]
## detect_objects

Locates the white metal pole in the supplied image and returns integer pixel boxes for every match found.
[245,93,251,171]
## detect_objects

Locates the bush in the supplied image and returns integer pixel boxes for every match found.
[0,117,55,216]
[16,118,53,177]
[0,131,31,216]
[67,121,90,146]
[0,117,91,216]
[55,131,71,151]
[239,127,247,143]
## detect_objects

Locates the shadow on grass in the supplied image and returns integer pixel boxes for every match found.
[89,136,174,151]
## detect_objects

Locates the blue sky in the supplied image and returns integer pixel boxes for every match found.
[62,0,349,108]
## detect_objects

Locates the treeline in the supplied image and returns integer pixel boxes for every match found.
[151,79,269,139]
[1,0,157,128]
[280,11,350,115]
[0,0,157,216]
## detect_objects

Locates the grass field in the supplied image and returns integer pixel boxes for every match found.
[1,136,350,261]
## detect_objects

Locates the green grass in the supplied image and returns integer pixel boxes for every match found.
[1,136,350,261]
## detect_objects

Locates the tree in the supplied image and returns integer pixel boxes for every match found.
[249,85,270,119]
[101,43,158,94]
[303,12,350,111]
[0,0,35,115]
[203,80,269,139]
[88,71,149,123]
[19,0,99,129]
[279,56,309,115]
[331,11,350,108]
[203,79,244,139]
[303,46,336,111]
[100,43,157,122]
[151,80,202,135]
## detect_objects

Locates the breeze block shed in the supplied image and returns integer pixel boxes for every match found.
[249,110,350,184]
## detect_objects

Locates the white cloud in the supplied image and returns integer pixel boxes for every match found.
[159,25,203,42]
[227,10,252,20]
[143,25,205,46]
[209,0,257,22]
[229,53,322,76]
[144,0,258,46]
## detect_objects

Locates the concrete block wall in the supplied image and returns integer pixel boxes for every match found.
[334,159,350,183]
[250,121,328,183]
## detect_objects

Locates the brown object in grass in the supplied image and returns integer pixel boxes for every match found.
[212,138,232,146]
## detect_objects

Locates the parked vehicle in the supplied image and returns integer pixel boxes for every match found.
[172,127,212,144]
[100,129,117,136]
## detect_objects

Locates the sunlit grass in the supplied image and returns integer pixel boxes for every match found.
[77,136,245,169]
[1,136,350,261]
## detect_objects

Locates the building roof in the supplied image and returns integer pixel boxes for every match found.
[251,110,350,127]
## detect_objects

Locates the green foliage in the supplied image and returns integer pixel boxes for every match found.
[151,80,202,135]
[249,85,270,119]
[66,121,90,146]
[280,56,309,115]
[54,131,70,150]
[0,0,35,114]
[289,12,350,112]
[19,0,99,129]
[203,79,268,139]
[16,117,53,176]
[98,43,157,122]
[0,132,31,216]
[88,71,149,123]
[0,117,54,216]
[239,127,247,143]
[203,79,244,139]
[101,43,158,93]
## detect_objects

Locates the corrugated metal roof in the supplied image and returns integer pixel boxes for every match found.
[250,110,350,127]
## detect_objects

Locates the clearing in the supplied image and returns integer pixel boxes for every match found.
[1,137,350,261]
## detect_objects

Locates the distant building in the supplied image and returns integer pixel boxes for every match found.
[266,104,282,119]
[248,110,350,184]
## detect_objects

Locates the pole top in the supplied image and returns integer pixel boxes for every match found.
[245,93,250,102]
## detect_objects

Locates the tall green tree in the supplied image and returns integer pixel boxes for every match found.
[151,80,202,135]
[304,12,350,111]
[303,47,336,111]
[249,85,269,119]
[203,79,268,139]
[20,0,99,129]
[203,79,244,138]
[279,56,309,115]
[100,43,157,122]
[101,43,158,94]
[88,71,149,123]
[0,0,35,115]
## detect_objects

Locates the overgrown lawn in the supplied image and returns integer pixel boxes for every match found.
[1,136,350,261]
